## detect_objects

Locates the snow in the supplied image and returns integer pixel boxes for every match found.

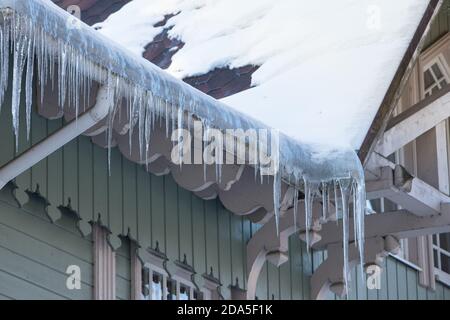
[96,0,430,149]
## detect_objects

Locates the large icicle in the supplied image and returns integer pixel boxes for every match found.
[339,178,352,296]
[11,15,28,150]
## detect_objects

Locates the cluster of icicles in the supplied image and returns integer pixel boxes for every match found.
[0,10,365,296]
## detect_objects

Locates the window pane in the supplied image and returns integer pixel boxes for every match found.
[441,253,450,274]
[439,233,450,252]
[432,63,444,79]
[440,79,448,87]
[152,272,163,300]
[166,279,177,300]
[370,199,381,213]
[180,284,190,300]
[142,267,150,300]
[194,290,203,300]
[424,69,435,89]
[432,85,439,95]
[434,249,439,268]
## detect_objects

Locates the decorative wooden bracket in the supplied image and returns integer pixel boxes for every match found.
[311,236,390,299]
[246,200,323,299]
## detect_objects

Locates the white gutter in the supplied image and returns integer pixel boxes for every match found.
[0,86,112,190]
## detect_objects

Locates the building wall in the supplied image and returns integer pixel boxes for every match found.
[0,82,314,299]
[0,196,94,299]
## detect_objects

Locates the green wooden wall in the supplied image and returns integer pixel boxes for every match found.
[0,53,449,300]
[0,78,313,300]
[0,197,94,299]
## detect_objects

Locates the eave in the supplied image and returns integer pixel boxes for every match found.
[358,0,442,166]
[0,0,364,223]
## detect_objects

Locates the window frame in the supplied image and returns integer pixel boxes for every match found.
[138,244,170,301]
[422,54,450,97]
[433,234,450,286]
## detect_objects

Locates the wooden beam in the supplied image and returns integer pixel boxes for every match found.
[313,208,450,250]
[366,165,450,216]
[359,0,442,165]
[375,88,450,157]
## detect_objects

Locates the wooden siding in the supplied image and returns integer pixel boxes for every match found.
[0,56,449,301]
[0,81,313,299]
[116,238,131,300]
[0,198,94,299]
[423,0,450,50]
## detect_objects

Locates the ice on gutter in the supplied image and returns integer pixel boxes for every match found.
[0,0,365,294]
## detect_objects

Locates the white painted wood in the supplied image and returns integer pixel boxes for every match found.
[436,121,450,194]
[366,165,450,217]
[315,209,450,250]
[375,90,450,157]
[130,242,142,300]
[93,224,116,300]
[417,235,436,289]
[311,237,387,300]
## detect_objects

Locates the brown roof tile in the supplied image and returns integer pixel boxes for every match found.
[53,1,260,99]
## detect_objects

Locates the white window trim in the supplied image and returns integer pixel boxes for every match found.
[433,239,450,287]
[389,253,422,272]
[138,243,170,300]
[170,256,199,300]
[201,268,223,300]
[422,54,450,97]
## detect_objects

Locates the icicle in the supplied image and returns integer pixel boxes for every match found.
[25,22,34,140]
[11,22,28,150]
[339,178,352,297]
[334,180,339,223]
[303,179,318,251]
[293,187,299,232]
[321,181,328,222]
[254,133,259,180]
[203,123,208,182]
[144,93,153,167]
[128,86,139,155]
[0,14,10,111]
[165,100,169,138]
[177,106,184,168]
[273,170,281,235]
[355,178,366,281]
[138,93,146,163]
[351,181,358,247]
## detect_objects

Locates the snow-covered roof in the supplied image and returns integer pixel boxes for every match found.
[95,0,430,149]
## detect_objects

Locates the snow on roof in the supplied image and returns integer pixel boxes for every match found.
[96,0,430,149]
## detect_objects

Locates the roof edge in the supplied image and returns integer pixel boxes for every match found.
[358,0,443,166]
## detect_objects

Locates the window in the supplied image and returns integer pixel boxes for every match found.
[139,248,203,300]
[142,267,166,300]
[423,56,450,97]
[139,242,170,300]
[202,268,222,300]
[170,255,203,300]
[433,233,450,285]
